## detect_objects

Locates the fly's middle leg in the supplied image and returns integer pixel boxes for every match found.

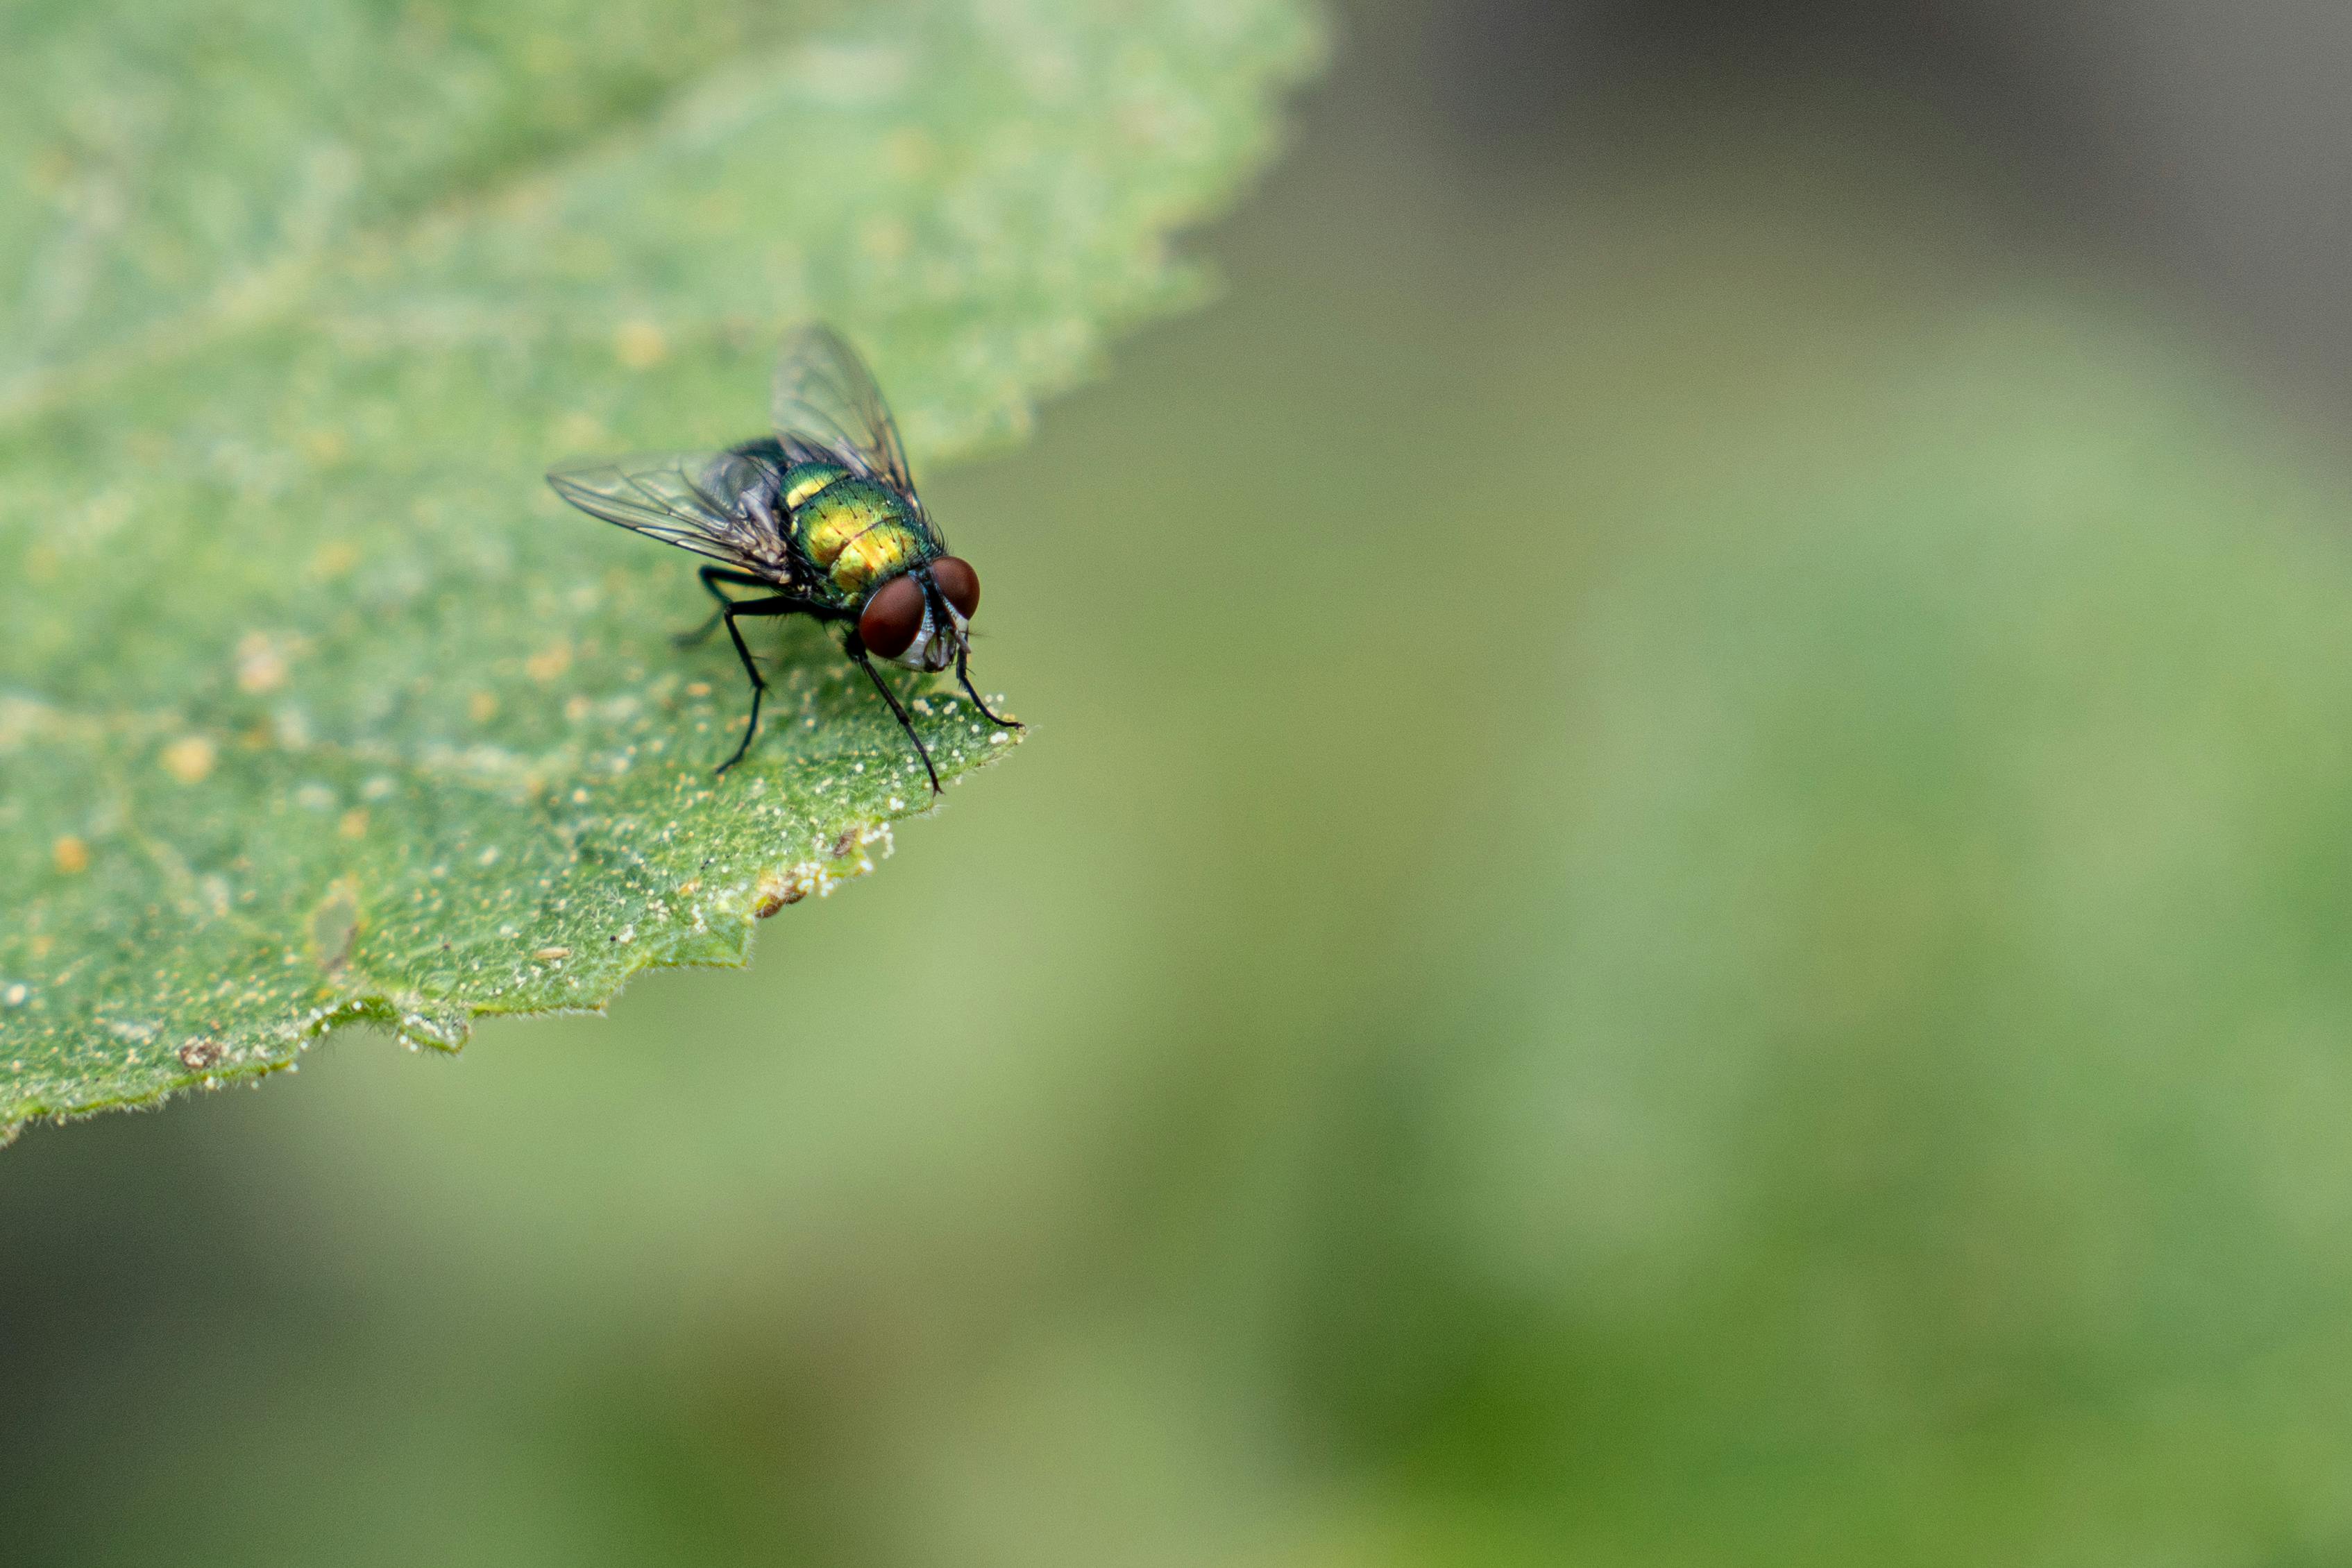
[677,565,777,648]
[707,594,822,776]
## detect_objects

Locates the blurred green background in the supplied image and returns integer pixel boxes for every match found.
[16,1,2352,1562]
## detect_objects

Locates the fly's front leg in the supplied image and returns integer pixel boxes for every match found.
[844,632,943,796]
[954,642,1022,729]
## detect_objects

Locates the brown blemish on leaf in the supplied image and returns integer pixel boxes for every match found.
[177,1039,223,1071]
[753,868,809,917]
[307,877,363,974]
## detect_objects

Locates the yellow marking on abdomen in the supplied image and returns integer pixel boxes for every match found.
[800,490,889,565]
[794,479,925,597]
[830,523,922,597]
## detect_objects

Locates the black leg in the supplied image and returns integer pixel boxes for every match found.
[844,633,942,796]
[677,565,777,647]
[954,642,1022,729]
[709,593,815,775]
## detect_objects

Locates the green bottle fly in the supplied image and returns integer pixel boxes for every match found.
[546,325,1018,790]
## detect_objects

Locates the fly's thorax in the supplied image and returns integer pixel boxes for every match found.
[778,461,849,511]
[791,475,930,598]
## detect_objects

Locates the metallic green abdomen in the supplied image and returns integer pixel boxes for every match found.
[785,471,931,601]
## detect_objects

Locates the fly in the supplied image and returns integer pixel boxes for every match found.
[546,325,1020,792]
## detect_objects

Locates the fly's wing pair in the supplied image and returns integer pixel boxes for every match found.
[545,325,936,577]
[545,445,795,577]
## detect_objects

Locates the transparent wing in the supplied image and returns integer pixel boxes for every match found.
[545,448,795,577]
[770,324,917,496]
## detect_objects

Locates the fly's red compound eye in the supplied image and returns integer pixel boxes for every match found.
[858,574,925,658]
[931,556,979,620]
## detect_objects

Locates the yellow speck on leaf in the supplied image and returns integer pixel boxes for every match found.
[614,320,668,369]
[552,411,606,452]
[526,642,571,683]
[883,128,934,177]
[52,835,88,874]
[161,735,217,784]
[235,631,288,694]
[308,540,360,580]
[27,145,74,196]
[338,809,369,840]
[858,216,912,264]
[468,690,499,723]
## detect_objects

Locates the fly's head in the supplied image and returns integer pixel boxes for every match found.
[859,558,980,672]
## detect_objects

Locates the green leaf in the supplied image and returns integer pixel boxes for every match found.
[0,0,1323,1139]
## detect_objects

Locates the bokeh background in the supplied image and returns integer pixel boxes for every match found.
[15,1,2352,1562]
